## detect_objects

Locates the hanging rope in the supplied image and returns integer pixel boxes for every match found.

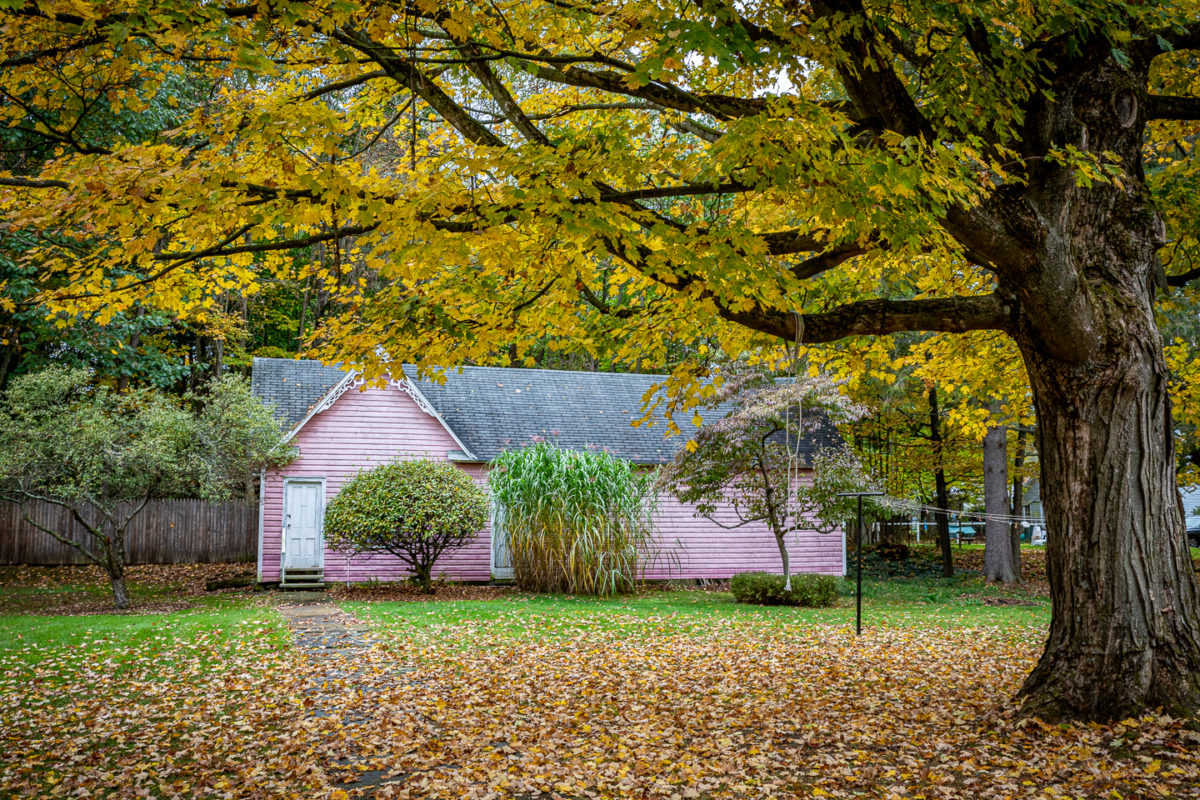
[782,311,805,522]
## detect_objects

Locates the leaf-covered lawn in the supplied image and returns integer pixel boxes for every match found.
[1,567,1198,799]
[322,591,1199,799]
[0,599,334,798]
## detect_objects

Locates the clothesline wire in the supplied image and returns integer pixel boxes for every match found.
[872,495,1046,526]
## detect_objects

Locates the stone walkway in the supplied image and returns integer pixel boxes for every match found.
[276,595,415,795]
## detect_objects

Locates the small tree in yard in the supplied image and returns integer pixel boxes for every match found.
[657,365,881,592]
[323,460,488,592]
[0,368,294,609]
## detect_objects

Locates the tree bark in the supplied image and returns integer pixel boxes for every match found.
[109,571,130,610]
[983,422,1018,583]
[775,532,792,592]
[928,385,954,577]
[1007,56,1200,719]
[1017,318,1200,717]
[1010,428,1027,575]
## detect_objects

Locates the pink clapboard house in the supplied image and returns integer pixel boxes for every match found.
[250,357,847,587]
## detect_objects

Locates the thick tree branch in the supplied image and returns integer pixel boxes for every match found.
[1166,266,1200,287]
[721,293,1010,343]
[296,70,387,102]
[0,176,70,189]
[810,0,933,139]
[1146,94,1200,120]
[0,34,106,68]
[333,28,505,149]
[2,492,106,567]
[438,23,552,146]
[789,243,870,280]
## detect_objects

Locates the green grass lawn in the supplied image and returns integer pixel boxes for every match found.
[344,572,1051,652]
[3,563,1196,800]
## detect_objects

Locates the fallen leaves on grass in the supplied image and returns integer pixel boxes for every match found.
[0,609,327,799]
[310,613,1200,799]
[0,563,253,592]
[4,594,1199,799]
[0,563,256,614]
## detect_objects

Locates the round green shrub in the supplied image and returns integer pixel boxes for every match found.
[324,459,488,591]
[730,572,840,607]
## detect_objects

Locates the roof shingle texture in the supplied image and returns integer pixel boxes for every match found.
[251,357,843,465]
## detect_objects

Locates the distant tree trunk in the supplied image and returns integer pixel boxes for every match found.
[928,385,953,577]
[776,531,792,592]
[297,271,311,350]
[116,306,146,394]
[211,336,223,380]
[983,423,1018,583]
[1010,428,1027,574]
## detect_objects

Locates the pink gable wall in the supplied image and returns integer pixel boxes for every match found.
[260,384,844,584]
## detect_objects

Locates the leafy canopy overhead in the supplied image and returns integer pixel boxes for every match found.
[1,0,1199,398]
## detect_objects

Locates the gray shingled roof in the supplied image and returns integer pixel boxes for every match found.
[251,357,843,465]
[251,357,348,429]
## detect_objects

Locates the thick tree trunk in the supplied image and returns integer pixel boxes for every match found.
[983,423,1018,583]
[109,572,130,610]
[929,385,954,577]
[1018,324,1200,718]
[998,52,1200,720]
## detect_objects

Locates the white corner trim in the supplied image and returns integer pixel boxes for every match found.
[283,370,362,443]
[841,526,848,577]
[256,468,266,583]
[392,378,477,461]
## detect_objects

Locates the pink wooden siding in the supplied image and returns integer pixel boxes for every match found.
[260,384,844,583]
[645,493,844,579]
[261,383,491,583]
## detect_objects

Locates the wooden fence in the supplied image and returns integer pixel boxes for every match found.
[0,498,258,565]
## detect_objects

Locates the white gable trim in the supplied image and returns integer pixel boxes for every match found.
[283,370,477,460]
[388,378,477,460]
[282,370,359,443]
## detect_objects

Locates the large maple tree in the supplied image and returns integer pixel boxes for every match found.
[4,0,1200,719]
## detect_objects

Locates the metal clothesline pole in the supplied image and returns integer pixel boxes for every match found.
[838,491,884,636]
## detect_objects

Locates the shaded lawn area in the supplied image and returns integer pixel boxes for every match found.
[1,564,1198,799]
[0,563,257,615]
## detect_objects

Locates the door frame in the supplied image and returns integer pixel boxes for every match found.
[490,503,513,580]
[282,477,326,570]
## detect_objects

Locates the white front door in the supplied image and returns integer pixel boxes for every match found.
[284,480,324,569]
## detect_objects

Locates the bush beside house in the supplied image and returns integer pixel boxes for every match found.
[730,571,840,607]
[323,459,488,592]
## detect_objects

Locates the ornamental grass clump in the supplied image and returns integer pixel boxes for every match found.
[489,442,656,596]
[324,459,488,592]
